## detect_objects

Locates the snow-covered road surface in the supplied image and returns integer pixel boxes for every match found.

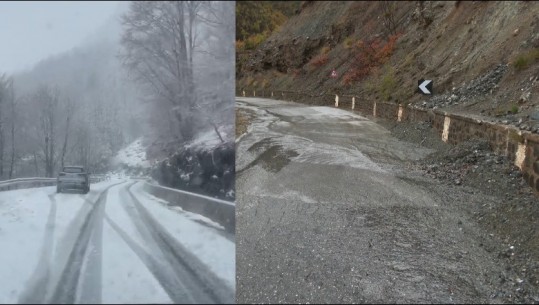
[0,179,234,304]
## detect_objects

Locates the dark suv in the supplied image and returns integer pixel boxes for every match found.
[57,166,90,194]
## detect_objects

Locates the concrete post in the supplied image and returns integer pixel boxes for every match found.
[442,116,451,142]
[352,97,355,110]
[335,95,339,107]
[373,102,377,117]
[515,141,527,170]
[397,104,403,122]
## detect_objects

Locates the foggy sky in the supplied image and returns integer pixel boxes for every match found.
[0,1,123,74]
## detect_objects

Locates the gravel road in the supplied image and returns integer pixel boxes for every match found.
[236,97,538,304]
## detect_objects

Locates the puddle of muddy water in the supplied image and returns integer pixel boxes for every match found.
[240,143,299,174]
[258,146,299,173]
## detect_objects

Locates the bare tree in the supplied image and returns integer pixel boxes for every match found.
[60,97,76,168]
[121,1,224,140]
[121,1,200,140]
[8,79,16,179]
[194,1,235,143]
[32,86,60,177]
[0,76,5,178]
[0,74,15,179]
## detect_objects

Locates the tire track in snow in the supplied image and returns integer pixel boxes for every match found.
[124,182,235,304]
[77,190,106,304]
[46,181,125,304]
[17,194,57,304]
[103,214,188,304]
[115,182,197,304]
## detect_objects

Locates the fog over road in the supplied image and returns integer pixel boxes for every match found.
[236,97,513,303]
[0,179,234,304]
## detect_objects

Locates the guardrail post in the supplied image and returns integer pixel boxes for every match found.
[242,90,245,97]
[442,115,451,142]
[515,142,527,170]
[335,94,339,107]
[373,102,377,117]
[253,90,256,97]
[397,104,403,122]
[352,97,355,110]
[271,91,274,97]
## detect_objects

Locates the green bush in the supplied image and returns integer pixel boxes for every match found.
[513,48,539,70]
[343,36,354,49]
[379,66,397,101]
[514,56,530,70]
[244,32,268,50]
[510,104,519,114]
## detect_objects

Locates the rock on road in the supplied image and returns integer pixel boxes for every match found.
[0,179,235,304]
[236,97,515,304]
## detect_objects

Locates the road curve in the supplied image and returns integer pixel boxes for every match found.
[0,179,233,304]
[236,97,515,304]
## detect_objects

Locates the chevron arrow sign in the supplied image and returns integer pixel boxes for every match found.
[418,79,433,95]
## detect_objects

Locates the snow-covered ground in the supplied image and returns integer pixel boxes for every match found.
[0,179,123,303]
[130,182,235,290]
[0,186,56,303]
[0,178,234,303]
[185,128,231,151]
[112,137,150,168]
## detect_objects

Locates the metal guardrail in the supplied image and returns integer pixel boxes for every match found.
[0,177,57,191]
[89,174,109,183]
[0,177,56,185]
[0,175,109,192]
[142,182,235,235]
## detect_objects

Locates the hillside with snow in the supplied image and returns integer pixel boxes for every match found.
[186,126,233,151]
[112,138,151,169]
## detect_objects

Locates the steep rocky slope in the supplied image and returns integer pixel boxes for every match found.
[237,1,539,129]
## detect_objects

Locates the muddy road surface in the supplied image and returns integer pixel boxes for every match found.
[236,97,527,304]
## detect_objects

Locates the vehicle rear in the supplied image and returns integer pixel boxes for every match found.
[57,166,90,193]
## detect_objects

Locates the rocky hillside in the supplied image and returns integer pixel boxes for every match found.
[149,124,236,201]
[237,1,539,130]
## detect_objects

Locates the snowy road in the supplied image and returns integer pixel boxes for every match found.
[0,179,234,304]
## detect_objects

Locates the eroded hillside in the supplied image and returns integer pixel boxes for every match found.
[237,1,539,130]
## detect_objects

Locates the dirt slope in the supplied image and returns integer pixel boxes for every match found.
[237,1,539,129]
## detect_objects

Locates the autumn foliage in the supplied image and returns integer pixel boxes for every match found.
[342,33,401,85]
[236,1,301,51]
[309,53,329,67]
